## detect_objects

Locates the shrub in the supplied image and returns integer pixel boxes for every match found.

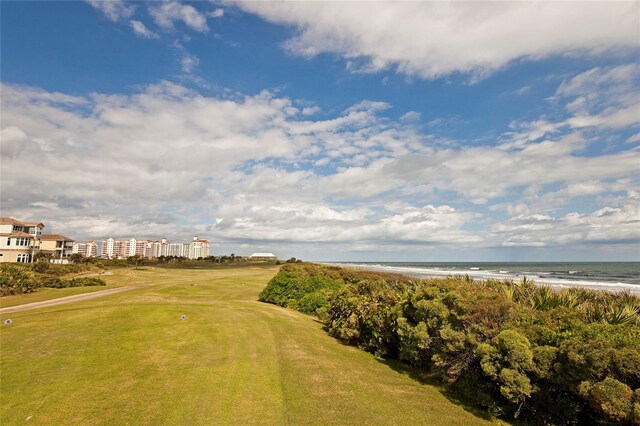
[32,260,50,273]
[579,378,634,423]
[260,263,640,424]
[0,265,39,295]
[67,277,106,287]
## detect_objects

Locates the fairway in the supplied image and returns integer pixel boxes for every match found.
[1,266,492,425]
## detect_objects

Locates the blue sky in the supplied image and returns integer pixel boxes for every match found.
[1,1,639,261]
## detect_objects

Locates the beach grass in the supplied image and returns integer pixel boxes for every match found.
[0,266,493,425]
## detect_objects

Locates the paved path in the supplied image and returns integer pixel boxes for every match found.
[0,286,139,314]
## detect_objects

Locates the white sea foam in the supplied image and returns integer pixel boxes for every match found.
[324,263,640,295]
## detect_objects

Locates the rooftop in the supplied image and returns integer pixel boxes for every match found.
[0,217,45,227]
[41,234,75,242]
[250,253,276,258]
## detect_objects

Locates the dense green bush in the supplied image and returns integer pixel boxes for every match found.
[259,263,409,316]
[261,263,640,424]
[67,277,106,287]
[0,265,39,295]
[0,263,107,295]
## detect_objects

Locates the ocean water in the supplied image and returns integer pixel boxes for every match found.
[327,262,640,294]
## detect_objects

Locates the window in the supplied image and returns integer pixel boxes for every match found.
[17,253,29,263]
[12,225,23,232]
[14,237,30,246]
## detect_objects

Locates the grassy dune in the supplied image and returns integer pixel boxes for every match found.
[0,266,493,425]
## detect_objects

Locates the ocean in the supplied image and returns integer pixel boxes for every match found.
[326,262,640,295]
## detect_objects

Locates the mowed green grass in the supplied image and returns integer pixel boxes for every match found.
[1,266,494,425]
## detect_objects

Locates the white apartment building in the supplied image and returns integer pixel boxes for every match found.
[101,238,127,259]
[166,242,190,258]
[0,217,45,263]
[101,236,208,259]
[72,241,98,258]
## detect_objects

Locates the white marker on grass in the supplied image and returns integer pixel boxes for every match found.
[180,315,187,320]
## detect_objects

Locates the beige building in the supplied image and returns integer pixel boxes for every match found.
[189,236,210,259]
[40,234,75,260]
[0,217,45,263]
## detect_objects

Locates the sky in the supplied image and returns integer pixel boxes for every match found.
[1,1,639,261]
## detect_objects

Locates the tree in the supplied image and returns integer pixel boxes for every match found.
[69,253,84,264]
[33,251,51,262]
[127,255,145,269]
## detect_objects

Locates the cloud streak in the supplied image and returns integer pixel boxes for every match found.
[232,2,639,80]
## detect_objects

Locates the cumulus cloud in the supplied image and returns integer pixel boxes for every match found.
[86,0,134,22]
[494,201,640,247]
[149,1,209,33]
[130,20,159,39]
[232,2,639,79]
[1,77,638,251]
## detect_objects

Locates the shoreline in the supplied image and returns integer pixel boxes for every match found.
[323,262,640,295]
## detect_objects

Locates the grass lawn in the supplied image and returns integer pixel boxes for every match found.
[0,266,495,425]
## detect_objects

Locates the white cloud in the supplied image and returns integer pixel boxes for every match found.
[149,1,209,33]
[180,53,199,73]
[130,20,159,39]
[301,106,320,116]
[627,132,640,144]
[210,8,224,19]
[555,64,640,131]
[494,201,640,247]
[86,0,135,22]
[2,80,638,251]
[232,2,639,79]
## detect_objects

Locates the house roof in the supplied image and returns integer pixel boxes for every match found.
[0,217,45,227]
[250,252,276,257]
[41,234,75,242]
[8,231,34,238]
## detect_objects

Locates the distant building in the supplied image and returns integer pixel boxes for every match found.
[189,236,209,259]
[72,241,98,258]
[249,252,277,260]
[100,236,209,259]
[101,238,126,259]
[40,234,75,260]
[0,217,45,263]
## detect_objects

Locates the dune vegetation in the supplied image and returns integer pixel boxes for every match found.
[259,263,640,424]
[1,265,493,425]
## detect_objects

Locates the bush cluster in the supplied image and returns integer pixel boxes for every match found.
[0,264,106,295]
[261,264,640,424]
[259,263,411,316]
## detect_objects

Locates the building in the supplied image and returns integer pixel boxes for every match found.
[189,236,209,259]
[101,236,210,259]
[40,234,75,260]
[72,241,98,258]
[166,242,189,258]
[101,237,126,259]
[249,252,277,260]
[0,217,45,263]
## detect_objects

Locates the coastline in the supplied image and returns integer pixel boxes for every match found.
[323,262,640,295]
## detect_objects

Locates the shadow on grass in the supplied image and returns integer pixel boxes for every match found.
[376,357,509,424]
[317,322,512,425]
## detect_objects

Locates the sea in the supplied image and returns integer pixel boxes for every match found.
[326,262,640,295]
